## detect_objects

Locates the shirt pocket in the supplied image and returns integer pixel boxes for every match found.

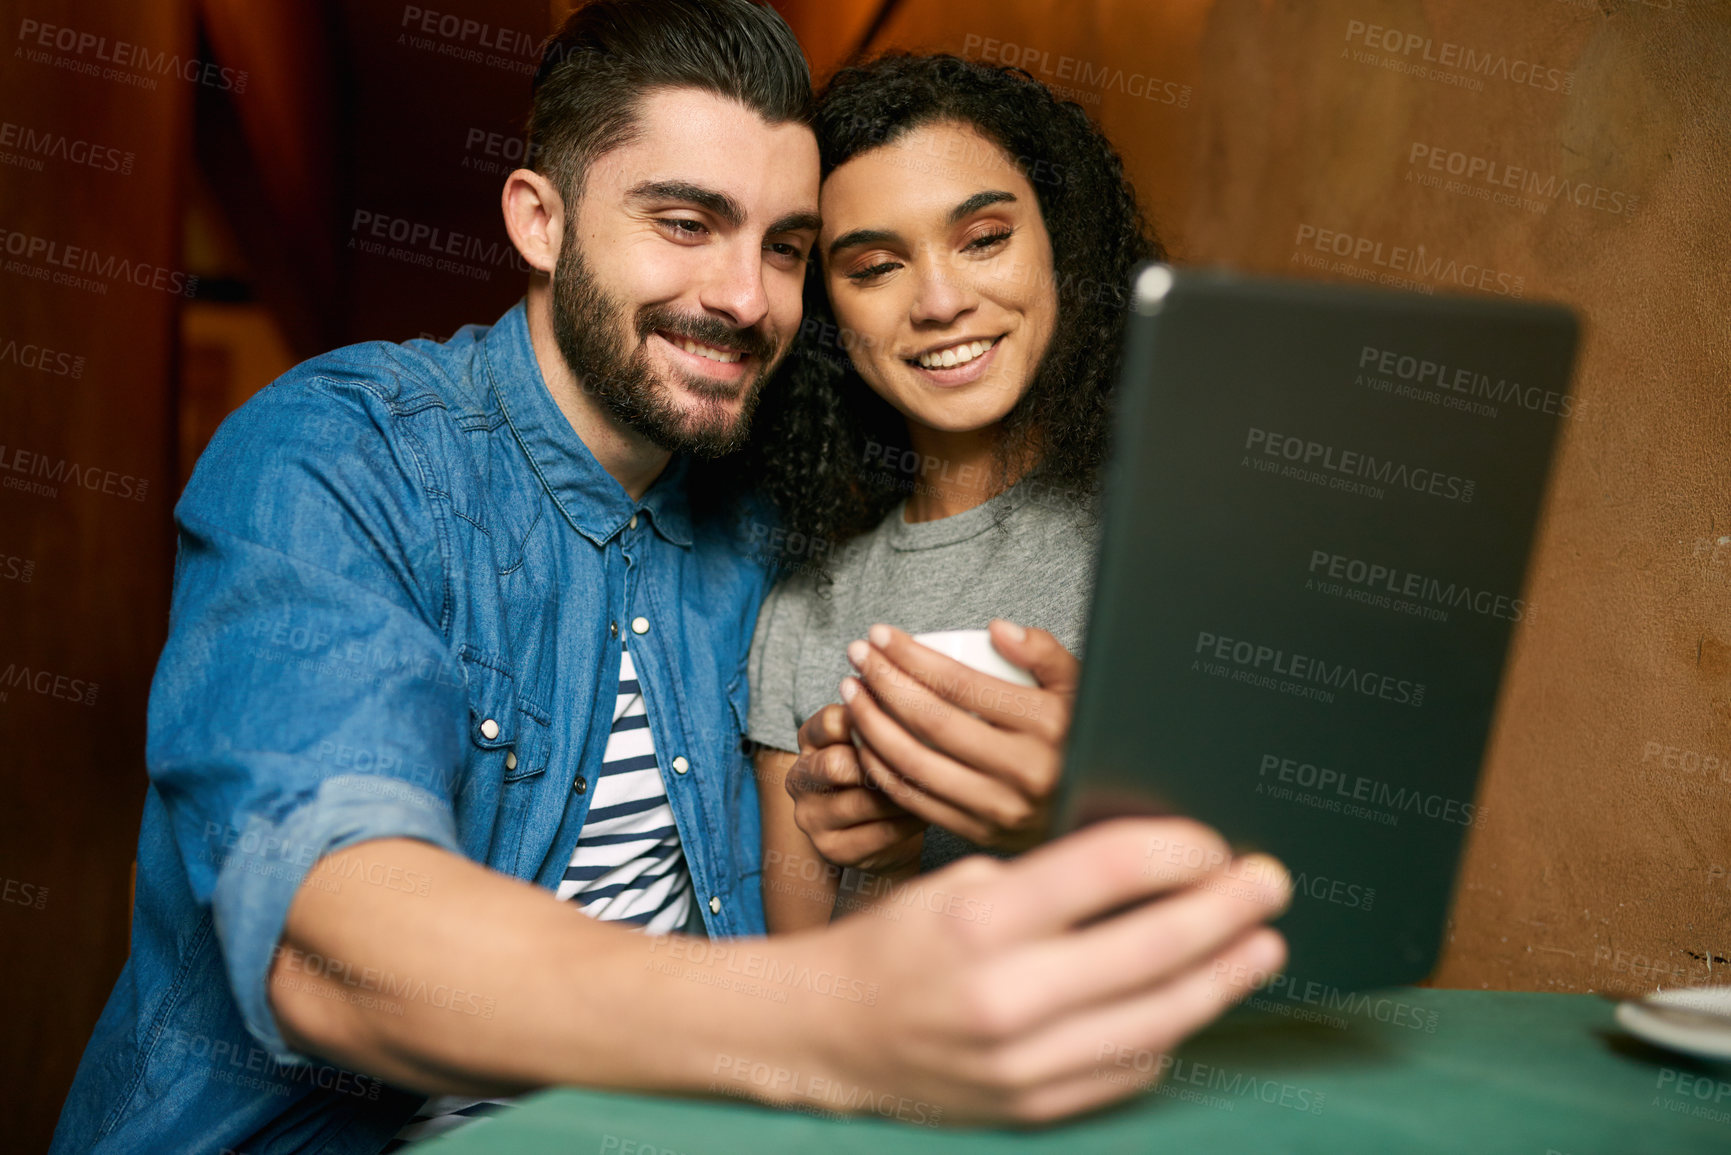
[458,645,550,780]
[458,647,552,875]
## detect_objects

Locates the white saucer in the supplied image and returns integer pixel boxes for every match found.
[1615,986,1731,1060]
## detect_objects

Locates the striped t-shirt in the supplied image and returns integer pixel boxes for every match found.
[554,644,693,929]
[385,642,692,1149]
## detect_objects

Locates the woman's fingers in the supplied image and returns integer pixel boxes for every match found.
[845,678,1039,840]
[805,778,912,827]
[795,702,853,752]
[986,620,1080,698]
[786,739,868,796]
[843,662,1046,807]
[853,738,998,844]
[787,741,911,828]
[820,817,926,873]
[858,625,1066,743]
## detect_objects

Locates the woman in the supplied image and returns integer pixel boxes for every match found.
[744,52,1163,930]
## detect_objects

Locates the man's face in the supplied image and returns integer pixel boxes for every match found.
[551,88,820,456]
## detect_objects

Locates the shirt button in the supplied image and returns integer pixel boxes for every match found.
[479,718,500,740]
[708,896,721,915]
[504,750,517,771]
[610,620,618,638]
[631,616,650,635]
[573,775,588,795]
[629,514,639,530]
[671,756,689,775]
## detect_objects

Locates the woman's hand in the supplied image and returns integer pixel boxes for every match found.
[785,703,926,874]
[839,619,1077,852]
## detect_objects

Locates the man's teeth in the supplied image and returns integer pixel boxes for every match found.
[675,337,742,364]
[916,338,995,369]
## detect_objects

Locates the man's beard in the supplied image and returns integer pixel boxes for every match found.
[549,233,779,458]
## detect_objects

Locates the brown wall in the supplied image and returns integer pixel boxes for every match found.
[0,0,192,1145]
[782,0,1731,992]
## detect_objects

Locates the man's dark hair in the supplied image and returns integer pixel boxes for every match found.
[528,0,814,202]
[743,52,1162,577]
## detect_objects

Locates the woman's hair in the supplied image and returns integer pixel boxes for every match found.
[740,52,1163,578]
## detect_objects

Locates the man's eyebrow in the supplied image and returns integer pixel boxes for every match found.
[767,210,822,236]
[626,180,745,228]
[949,189,1017,223]
[827,227,900,261]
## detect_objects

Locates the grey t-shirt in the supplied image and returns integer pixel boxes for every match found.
[747,479,1098,872]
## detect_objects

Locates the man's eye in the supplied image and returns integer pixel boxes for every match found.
[845,261,901,282]
[662,219,707,237]
[767,242,808,262]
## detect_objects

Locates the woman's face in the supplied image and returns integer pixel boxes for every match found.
[818,121,1058,436]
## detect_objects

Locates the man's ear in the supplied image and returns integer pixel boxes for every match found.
[502,168,566,274]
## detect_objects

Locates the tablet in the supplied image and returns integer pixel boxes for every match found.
[1057,264,1579,992]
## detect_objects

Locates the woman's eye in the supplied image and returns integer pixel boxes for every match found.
[965,228,1014,253]
[845,261,901,282]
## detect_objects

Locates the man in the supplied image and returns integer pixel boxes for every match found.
[52,2,1290,1151]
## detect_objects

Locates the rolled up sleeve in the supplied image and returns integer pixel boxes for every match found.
[147,380,468,1062]
[210,774,461,1059]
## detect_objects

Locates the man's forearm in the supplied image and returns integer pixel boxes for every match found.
[269,820,1295,1126]
[271,838,833,1099]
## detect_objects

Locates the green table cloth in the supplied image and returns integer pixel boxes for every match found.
[424,988,1731,1154]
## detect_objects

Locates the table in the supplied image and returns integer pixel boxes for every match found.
[424,989,1731,1154]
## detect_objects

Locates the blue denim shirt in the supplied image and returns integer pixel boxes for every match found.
[52,301,776,1154]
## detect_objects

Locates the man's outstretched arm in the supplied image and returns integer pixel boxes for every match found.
[270,819,1290,1124]
[271,837,798,1097]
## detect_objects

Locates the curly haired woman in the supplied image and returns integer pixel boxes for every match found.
[743,52,1164,930]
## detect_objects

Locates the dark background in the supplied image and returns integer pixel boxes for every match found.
[2,1,1727,1148]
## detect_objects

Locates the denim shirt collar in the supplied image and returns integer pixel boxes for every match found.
[483,299,693,549]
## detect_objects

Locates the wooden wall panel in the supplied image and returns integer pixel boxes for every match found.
[0,0,192,1145]
[781,0,1731,993]
[331,0,553,344]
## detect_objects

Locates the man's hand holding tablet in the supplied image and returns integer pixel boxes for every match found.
[798,817,1292,1123]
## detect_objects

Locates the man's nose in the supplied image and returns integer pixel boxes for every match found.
[697,240,772,331]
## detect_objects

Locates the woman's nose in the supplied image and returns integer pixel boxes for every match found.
[907,259,977,326]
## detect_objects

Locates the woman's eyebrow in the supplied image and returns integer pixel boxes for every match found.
[827,226,900,261]
[949,189,1017,223]
[825,191,1017,261]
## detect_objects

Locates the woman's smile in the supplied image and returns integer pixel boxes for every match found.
[903,332,1007,386]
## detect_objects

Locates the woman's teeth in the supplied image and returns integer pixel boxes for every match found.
[675,337,741,364]
[916,338,996,369]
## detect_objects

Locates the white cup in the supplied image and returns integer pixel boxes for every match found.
[910,629,1037,687]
